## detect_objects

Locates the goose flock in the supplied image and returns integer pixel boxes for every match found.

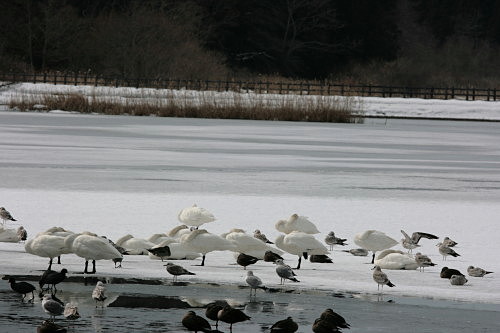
[1,203,495,332]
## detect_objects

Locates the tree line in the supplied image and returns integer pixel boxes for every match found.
[1,0,500,87]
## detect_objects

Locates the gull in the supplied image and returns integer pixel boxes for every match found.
[372,265,395,291]
[178,204,216,229]
[164,262,195,282]
[64,303,80,320]
[270,316,299,333]
[400,230,439,253]
[92,281,107,307]
[65,233,123,274]
[309,254,333,263]
[275,231,329,269]
[437,242,460,260]
[17,226,27,242]
[253,229,274,244]
[42,294,64,321]
[319,308,350,330]
[217,305,251,332]
[450,275,468,286]
[442,236,458,247]
[275,214,320,234]
[324,231,347,250]
[146,245,171,261]
[342,248,369,256]
[274,259,300,284]
[0,207,17,225]
[440,267,464,279]
[354,230,398,264]
[245,270,267,296]
[237,253,260,270]
[182,310,212,332]
[264,250,284,262]
[8,277,36,303]
[180,229,236,266]
[414,252,436,272]
[467,266,493,277]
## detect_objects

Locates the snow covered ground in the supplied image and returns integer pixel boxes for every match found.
[1,82,500,120]
[0,106,499,308]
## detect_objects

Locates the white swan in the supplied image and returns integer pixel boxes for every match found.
[177,204,216,228]
[180,229,236,266]
[275,231,329,269]
[224,229,283,259]
[354,230,398,264]
[115,234,156,255]
[148,239,201,260]
[25,234,72,270]
[0,226,20,243]
[275,214,320,234]
[147,233,174,244]
[167,225,192,240]
[65,233,122,274]
[374,249,418,270]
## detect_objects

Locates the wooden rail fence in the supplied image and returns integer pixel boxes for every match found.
[0,72,498,101]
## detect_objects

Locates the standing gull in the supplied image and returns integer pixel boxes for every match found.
[274,259,300,284]
[164,262,196,282]
[324,231,347,250]
[205,302,226,329]
[400,230,438,253]
[42,294,64,321]
[217,305,251,332]
[64,303,80,320]
[178,204,216,229]
[354,230,398,264]
[0,207,17,225]
[437,242,460,260]
[414,252,436,272]
[92,281,107,307]
[442,236,458,247]
[245,270,266,296]
[372,265,395,291]
[237,253,260,270]
[467,266,493,277]
[8,277,36,303]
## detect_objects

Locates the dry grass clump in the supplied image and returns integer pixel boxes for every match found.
[9,90,363,123]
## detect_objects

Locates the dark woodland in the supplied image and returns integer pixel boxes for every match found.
[1,0,500,87]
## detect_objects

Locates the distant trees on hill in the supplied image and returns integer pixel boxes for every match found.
[1,0,499,87]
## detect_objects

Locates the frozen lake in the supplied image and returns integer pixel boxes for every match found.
[1,111,500,332]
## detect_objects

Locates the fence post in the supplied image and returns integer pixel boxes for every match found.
[472,88,476,101]
[487,89,490,101]
[494,89,497,101]
[43,72,47,83]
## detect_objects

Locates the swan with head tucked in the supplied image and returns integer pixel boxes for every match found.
[275,231,329,269]
[65,232,122,274]
[224,229,283,259]
[167,224,191,240]
[115,234,156,255]
[374,249,418,270]
[0,226,20,243]
[177,204,216,229]
[275,214,320,234]
[25,234,72,270]
[180,229,236,266]
[354,230,398,264]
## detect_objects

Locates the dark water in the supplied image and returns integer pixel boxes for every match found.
[1,278,499,333]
